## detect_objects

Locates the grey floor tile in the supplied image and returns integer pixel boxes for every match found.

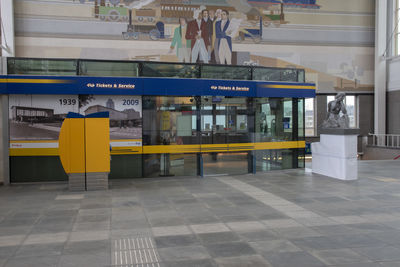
[197,232,241,244]
[215,255,272,267]
[63,240,110,255]
[205,242,257,258]
[157,245,211,262]
[352,245,400,261]
[379,261,400,267]
[290,236,343,250]
[328,234,387,248]
[162,259,217,267]
[154,234,200,248]
[238,230,278,242]
[273,226,322,238]
[14,243,64,258]
[249,239,302,254]
[149,217,187,227]
[0,246,18,259]
[311,248,370,265]
[58,252,110,267]
[4,255,60,267]
[262,251,326,267]
[328,263,382,267]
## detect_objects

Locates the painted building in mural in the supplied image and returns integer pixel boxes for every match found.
[14,0,374,93]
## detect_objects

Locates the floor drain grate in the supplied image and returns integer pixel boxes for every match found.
[112,237,160,267]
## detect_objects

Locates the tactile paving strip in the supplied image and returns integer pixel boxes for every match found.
[112,237,160,267]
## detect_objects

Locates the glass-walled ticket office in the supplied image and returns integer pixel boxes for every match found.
[142,96,304,177]
[4,58,313,182]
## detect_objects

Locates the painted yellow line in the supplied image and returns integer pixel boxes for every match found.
[261,85,316,90]
[10,141,306,156]
[0,78,71,84]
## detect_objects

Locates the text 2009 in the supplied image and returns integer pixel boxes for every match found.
[122,99,139,105]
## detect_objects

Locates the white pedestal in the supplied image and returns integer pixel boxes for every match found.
[312,134,358,180]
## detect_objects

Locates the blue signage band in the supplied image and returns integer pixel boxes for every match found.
[0,75,316,98]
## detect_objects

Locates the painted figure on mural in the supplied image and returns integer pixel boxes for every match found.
[212,9,222,64]
[169,17,191,63]
[202,9,213,62]
[216,10,232,65]
[322,92,350,128]
[186,9,209,64]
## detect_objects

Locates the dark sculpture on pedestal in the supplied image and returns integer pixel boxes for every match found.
[322,92,349,128]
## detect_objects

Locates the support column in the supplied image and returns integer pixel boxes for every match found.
[374,0,387,137]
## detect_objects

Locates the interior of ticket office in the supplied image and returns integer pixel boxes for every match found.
[2,58,315,182]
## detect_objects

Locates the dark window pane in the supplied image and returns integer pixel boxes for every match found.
[281,69,298,82]
[252,68,282,81]
[141,62,199,78]
[8,58,77,76]
[297,70,305,82]
[201,65,251,80]
[79,61,138,77]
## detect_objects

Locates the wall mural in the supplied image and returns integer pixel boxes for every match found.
[14,0,375,92]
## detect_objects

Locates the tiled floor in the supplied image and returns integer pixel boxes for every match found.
[0,160,400,267]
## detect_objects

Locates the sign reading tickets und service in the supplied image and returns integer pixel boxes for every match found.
[0,75,316,98]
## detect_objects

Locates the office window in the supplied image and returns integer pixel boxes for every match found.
[326,95,356,128]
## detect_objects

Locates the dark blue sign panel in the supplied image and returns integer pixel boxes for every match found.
[0,75,316,98]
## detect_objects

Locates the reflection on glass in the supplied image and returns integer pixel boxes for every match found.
[298,98,304,139]
[7,58,77,76]
[142,96,198,177]
[201,96,250,144]
[255,98,293,142]
[255,149,295,172]
[143,154,197,177]
[142,62,199,78]
[143,96,197,145]
[201,65,251,80]
[79,61,138,77]
[253,68,281,81]
[203,152,249,176]
[305,98,314,136]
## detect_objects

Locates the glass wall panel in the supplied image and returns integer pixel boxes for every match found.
[255,149,296,172]
[7,58,77,75]
[201,65,251,80]
[305,98,315,136]
[200,96,251,144]
[255,98,293,142]
[203,152,248,176]
[143,153,197,177]
[79,60,138,77]
[142,96,198,177]
[346,95,356,128]
[298,98,305,139]
[252,68,281,81]
[281,69,298,82]
[143,96,198,145]
[141,62,199,78]
[297,148,305,168]
[297,70,305,83]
